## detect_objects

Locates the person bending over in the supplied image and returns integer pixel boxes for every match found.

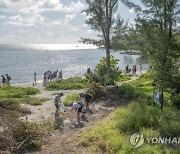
[72,101,84,124]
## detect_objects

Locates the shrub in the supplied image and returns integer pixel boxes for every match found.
[85,55,122,85]
[86,83,108,100]
[171,94,180,109]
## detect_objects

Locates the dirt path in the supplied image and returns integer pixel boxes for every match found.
[32,99,116,154]
[18,79,133,154]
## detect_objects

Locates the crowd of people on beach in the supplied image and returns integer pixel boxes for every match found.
[32,70,63,87]
[1,74,11,87]
[42,70,63,87]
[125,64,142,76]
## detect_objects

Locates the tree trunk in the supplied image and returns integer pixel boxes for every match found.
[105,39,111,68]
[105,0,111,69]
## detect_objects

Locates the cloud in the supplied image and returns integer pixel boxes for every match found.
[6,14,45,27]
[82,23,88,27]
[9,15,23,22]
[86,29,94,34]
[20,0,85,14]
[64,14,76,23]
[6,15,23,26]
[6,21,23,26]
[129,8,135,14]
[70,27,79,31]
[31,14,44,23]
[0,15,6,19]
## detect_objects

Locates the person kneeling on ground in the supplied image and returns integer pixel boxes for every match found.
[54,93,64,114]
[79,93,93,109]
[72,101,85,124]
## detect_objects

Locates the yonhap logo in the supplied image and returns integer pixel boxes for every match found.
[130,133,180,148]
[130,133,144,148]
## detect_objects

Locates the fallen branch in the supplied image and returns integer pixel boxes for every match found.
[16,136,30,150]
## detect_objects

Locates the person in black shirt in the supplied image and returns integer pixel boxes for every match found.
[1,75,5,87]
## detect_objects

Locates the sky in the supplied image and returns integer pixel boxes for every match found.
[0,0,137,44]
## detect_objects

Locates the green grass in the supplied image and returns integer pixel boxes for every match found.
[45,77,88,91]
[0,86,47,112]
[80,101,180,153]
[79,73,180,153]
[0,86,39,98]
[63,93,80,106]
[118,74,131,82]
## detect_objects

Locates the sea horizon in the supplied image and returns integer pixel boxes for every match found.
[0,43,98,51]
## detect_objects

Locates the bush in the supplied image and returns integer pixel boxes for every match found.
[171,94,180,109]
[45,77,88,90]
[117,84,149,99]
[85,55,122,85]
[86,83,108,100]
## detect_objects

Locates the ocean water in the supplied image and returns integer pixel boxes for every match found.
[0,44,149,84]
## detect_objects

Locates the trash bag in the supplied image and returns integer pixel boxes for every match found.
[59,103,65,112]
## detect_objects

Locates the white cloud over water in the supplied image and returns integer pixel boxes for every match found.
[0,0,136,44]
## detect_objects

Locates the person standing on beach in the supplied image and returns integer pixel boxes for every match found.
[1,75,5,87]
[54,93,64,113]
[5,74,11,86]
[125,65,129,74]
[140,64,142,75]
[134,65,137,76]
[58,71,63,80]
[33,72,36,86]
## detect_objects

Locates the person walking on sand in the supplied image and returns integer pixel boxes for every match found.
[1,75,5,87]
[54,93,64,113]
[33,72,37,86]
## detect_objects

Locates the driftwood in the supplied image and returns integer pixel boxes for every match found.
[16,136,30,150]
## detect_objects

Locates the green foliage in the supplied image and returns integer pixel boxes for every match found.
[86,83,108,100]
[171,94,180,109]
[63,93,80,106]
[121,0,180,94]
[0,86,39,98]
[85,55,122,85]
[111,15,138,51]
[0,86,46,113]
[80,100,180,153]
[81,0,118,47]
[45,77,88,90]
[117,74,131,82]
[80,73,180,153]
